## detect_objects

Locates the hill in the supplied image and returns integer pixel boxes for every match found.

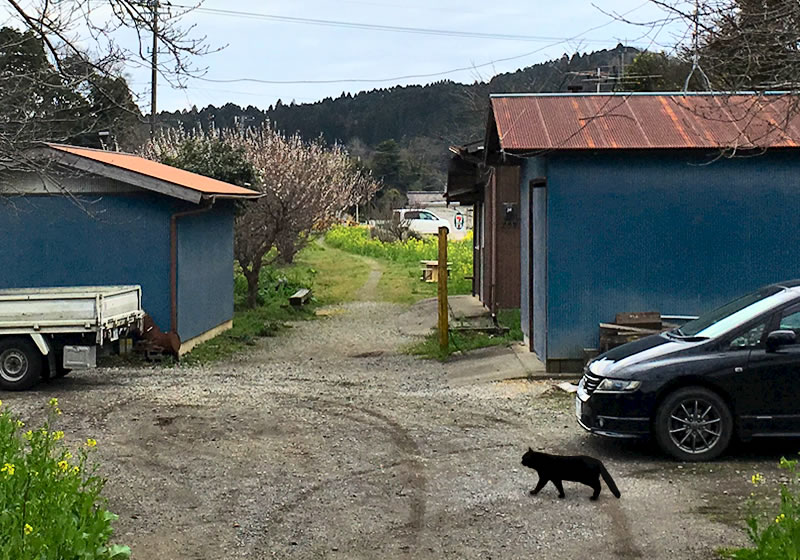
[159,44,640,191]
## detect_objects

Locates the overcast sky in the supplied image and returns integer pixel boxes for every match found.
[10,0,688,112]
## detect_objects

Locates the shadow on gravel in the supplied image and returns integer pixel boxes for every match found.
[583,433,800,465]
[31,376,128,392]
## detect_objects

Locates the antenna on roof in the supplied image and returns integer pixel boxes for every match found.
[684,0,711,93]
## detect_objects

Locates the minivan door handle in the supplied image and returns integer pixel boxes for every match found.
[734,366,744,373]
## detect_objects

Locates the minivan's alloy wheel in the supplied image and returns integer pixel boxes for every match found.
[0,338,43,391]
[654,386,733,461]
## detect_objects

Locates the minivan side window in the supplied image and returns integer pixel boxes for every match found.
[779,309,800,340]
[420,212,436,220]
[730,322,767,348]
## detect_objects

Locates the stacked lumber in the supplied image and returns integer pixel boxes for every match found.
[598,311,678,352]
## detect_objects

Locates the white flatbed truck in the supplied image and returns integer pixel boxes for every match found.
[0,286,144,390]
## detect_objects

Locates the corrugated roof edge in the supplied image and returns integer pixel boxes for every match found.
[42,143,262,202]
[489,91,794,98]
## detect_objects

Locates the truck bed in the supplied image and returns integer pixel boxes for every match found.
[0,286,144,342]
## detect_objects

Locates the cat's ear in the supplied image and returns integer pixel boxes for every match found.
[528,446,533,452]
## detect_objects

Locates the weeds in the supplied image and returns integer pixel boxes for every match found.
[0,399,128,559]
[721,455,800,559]
[409,309,523,360]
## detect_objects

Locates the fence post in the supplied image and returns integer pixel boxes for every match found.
[438,226,448,352]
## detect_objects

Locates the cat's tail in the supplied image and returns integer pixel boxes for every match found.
[599,464,621,498]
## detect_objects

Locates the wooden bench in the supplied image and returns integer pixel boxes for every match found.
[289,288,312,307]
[419,260,452,283]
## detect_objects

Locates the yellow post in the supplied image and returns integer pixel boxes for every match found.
[438,226,448,352]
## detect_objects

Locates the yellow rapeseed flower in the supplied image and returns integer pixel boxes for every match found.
[1,463,15,476]
[776,513,786,523]
[23,524,32,535]
[57,461,68,472]
[86,438,97,447]
[23,430,32,441]
[16,420,23,428]
[48,397,58,408]
[752,473,765,485]
[64,451,72,460]
[52,431,64,441]
[72,466,80,475]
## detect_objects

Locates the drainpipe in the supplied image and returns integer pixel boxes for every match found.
[170,198,215,336]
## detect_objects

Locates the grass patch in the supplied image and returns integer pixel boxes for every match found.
[181,303,311,365]
[408,308,524,360]
[294,241,371,305]
[377,260,437,305]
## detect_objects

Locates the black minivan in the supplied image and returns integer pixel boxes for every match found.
[577,280,800,461]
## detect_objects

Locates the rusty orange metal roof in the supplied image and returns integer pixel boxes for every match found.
[490,93,800,152]
[46,143,261,199]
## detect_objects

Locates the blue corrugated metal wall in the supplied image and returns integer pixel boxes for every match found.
[176,202,235,341]
[544,149,800,360]
[0,193,235,340]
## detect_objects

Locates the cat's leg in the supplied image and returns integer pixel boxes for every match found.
[552,479,566,499]
[529,477,548,495]
[589,478,601,501]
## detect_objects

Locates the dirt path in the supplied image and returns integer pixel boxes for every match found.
[354,257,383,301]
[0,275,776,559]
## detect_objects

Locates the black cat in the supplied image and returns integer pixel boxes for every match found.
[521,447,621,500]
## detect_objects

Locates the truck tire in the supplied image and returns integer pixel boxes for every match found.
[0,337,43,391]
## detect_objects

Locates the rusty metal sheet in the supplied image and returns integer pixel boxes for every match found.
[46,143,260,197]
[491,93,800,151]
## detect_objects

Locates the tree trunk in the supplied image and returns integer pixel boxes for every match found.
[243,264,262,309]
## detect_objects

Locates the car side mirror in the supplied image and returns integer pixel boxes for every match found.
[766,329,797,352]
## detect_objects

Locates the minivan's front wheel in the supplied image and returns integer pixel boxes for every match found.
[654,386,733,462]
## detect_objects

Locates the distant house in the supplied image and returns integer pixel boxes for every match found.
[449,92,800,372]
[407,191,447,208]
[0,143,260,354]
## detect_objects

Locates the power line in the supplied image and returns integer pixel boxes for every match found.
[176,4,642,45]
[189,2,652,86]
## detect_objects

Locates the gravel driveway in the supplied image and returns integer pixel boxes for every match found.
[1,297,791,559]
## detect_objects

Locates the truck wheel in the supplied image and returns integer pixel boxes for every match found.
[0,338,43,391]
[654,386,733,462]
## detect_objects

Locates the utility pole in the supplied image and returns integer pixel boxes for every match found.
[150,0,158,137]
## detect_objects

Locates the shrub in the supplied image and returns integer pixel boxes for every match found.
[0,399,129,560]
[233,257,316,310]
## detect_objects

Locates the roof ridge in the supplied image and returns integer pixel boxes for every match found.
[490,91,794,98]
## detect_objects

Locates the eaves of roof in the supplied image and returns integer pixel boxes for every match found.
[40,143,261,204]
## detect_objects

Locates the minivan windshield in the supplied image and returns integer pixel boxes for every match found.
[677,286,789,338]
